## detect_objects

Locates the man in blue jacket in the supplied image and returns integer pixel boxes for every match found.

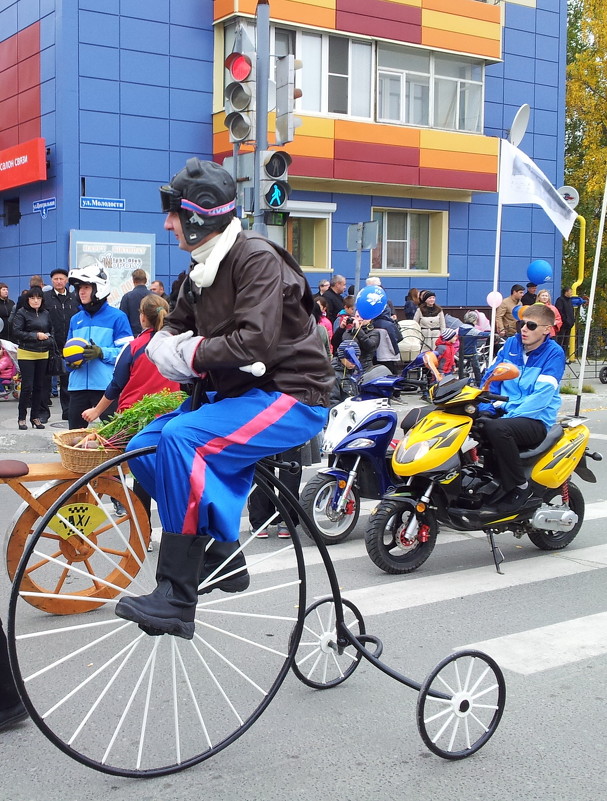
[66,256,133,429]
[480,303,565,513]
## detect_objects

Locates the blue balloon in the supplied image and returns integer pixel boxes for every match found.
[355,286,387,320]
[527,259,553,285]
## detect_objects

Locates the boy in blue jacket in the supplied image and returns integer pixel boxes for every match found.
[66,256,133,429]
[480,303,565,512]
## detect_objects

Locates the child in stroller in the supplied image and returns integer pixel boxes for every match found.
[0,339,19,400]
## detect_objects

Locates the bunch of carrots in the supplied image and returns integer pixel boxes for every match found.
[73,390,187,451]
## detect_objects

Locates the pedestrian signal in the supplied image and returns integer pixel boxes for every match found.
[259,150,292,211]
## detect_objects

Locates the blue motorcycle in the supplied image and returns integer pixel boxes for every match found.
[300,350,425,545]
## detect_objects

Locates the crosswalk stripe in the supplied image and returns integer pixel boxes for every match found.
[459,612,607,674]
[338,544,607,617]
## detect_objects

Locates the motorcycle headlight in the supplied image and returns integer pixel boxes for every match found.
[345,438,374,449]
[394,437,437,464]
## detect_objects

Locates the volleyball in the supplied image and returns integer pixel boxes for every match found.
[63,337,89,368]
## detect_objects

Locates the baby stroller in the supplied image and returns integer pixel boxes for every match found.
[0,338,20,400]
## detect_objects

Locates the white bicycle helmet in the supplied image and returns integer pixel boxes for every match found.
[68,255,111,300]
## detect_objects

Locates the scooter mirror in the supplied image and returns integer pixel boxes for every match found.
[481,361,520,390]
[423,351,442,383]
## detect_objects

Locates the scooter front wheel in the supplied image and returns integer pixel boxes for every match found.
[300,474,360,545]
[365,498,438,574]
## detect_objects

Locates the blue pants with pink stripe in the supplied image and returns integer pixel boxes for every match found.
[125,389,328,542]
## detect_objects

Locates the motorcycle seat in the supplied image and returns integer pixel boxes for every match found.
[519,423,563,461]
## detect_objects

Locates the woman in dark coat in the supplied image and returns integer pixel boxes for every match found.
[0,283,15,342]
[11,287,54,430]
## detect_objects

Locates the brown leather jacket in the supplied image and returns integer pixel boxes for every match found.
[164,231,334,406]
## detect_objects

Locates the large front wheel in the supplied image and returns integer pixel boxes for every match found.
[527,482,584,551]
[365,499,437,574]
[8,448,308,777]
[300,473,360,545]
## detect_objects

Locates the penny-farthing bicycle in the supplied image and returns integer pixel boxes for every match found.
[7,442,506,777]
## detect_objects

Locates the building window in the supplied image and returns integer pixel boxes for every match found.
[3,198,21,226]
[301,33,372,118]
[377,45,483,133]
[371,209,448,275]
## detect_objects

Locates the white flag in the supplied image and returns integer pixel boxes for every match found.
[499,139,577,239]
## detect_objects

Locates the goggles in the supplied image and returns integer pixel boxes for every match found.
[160,185,236,217]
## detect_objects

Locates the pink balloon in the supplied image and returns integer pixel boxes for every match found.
[486,291,503,309]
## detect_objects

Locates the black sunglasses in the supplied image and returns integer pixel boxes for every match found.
[521,320,544,331]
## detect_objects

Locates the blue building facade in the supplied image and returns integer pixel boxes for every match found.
[0,0,568,312]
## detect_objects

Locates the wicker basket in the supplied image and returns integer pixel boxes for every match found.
[53,429,124,474]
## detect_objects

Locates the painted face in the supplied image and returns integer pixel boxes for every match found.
[78,284,94,304]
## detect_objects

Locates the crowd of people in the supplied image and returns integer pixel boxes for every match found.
[0,268,189,432]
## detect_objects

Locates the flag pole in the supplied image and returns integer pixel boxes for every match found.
[575,167,607,416]
[489,140,504,358]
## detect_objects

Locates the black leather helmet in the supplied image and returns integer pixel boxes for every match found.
[160,158,237,246]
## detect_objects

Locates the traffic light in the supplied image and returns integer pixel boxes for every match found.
[259,150,292,211]
[275,55,302,146]
[224,50,256,143]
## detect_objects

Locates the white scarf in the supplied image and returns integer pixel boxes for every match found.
[189,218,243,289]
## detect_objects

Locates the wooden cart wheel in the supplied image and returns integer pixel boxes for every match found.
[6,475,150,615]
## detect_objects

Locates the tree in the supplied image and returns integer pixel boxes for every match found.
[565,0,607,328]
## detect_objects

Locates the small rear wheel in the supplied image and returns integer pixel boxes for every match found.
[527,482,584,550]
[291,597,365,689]
[365,499,437,574]
[599,366,607,384]
[417,650,506,760]
[300,474,360,545]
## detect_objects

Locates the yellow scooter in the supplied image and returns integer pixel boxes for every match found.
[365,356,602,573]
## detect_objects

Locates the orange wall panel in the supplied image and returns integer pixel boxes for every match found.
[422,28,501,60]
[422,0,500,24]
[420,147,496,174]
[335,119,419,148]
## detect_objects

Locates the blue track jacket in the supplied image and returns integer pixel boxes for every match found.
[66,302,133,391]
[484,334,565,430]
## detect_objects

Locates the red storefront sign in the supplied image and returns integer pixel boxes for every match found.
[0,137,47,192]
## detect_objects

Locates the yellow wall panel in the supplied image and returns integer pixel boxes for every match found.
[423,9,500,40]
[420,148,497,174]
[297,115,335,139]
[335,119,419,148]
[422,28,501,59]
[420,129,499,156]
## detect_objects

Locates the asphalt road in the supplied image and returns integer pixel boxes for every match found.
[1,378,606,801]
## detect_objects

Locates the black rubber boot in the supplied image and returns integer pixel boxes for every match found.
[198,539,250,595]
[115,532,206,640]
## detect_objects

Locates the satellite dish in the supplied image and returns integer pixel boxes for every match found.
[508,104,530,147]
[557,185,580,209]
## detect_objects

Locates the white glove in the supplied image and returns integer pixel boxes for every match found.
[175,333,206,376]
[146,330,203,383]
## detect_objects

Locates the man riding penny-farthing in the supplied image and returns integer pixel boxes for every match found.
[7,161,506,776]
